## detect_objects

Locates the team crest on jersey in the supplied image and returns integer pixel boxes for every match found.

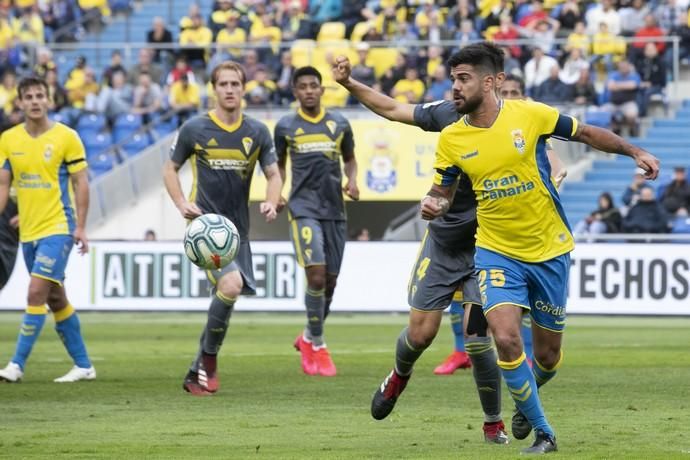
[295,127,304,135]
[207,137,218,147]
[242,137,253,155]
[511,129,526,154]
[326,120,337,135]
[43,144,53,161]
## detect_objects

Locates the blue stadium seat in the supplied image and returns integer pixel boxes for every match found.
[120,133,151,157]
[584,110,612,128]
[77,113,107,135]
[89,153,116,176]
[113,114,144,143]
[82,132,113,158]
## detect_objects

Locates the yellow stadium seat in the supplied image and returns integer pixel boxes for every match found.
[290,39,316,68]
[317,21,346,43]
[367,47,400,79]
[350,21,373,43]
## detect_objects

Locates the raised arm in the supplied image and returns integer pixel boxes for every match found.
[572,124,659,179]
[333,55,416,125]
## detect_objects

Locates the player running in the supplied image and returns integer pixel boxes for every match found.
[435,73,567,373]
[424,42,659,454]
[0,76,96,383]
[274,66,359,377]
[163,61,282,396]
[334,55,510,443]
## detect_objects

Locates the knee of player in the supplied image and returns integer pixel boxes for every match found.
[27,284,50,306]
[492,330,522,355]
[533,346,562,370]
[216,273,243,299]
[305,268,326,291]
[407,323,438,348]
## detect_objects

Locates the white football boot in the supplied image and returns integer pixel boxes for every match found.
[0,362,24,382]
[54,365,97,383]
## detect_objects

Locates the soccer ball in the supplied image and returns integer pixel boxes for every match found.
[183,214,240,270]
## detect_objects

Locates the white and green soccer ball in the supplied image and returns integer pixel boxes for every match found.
[184,214,240,270]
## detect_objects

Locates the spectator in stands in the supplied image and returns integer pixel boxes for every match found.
[520,18,560,55]
[128,48,163,86]
[654,0,686,32]
[390,17,419,50]
[41,0,78,42]
[147,17,174,64]
[66,55,88,88]
[33,47,56,79]
[78,0,111,31]
[572,68,598,107]
[423,45,444,81]
[622,186,669,233]
[13,7,44,45]
[560,48,589,85]
[671,207,690,234]
[352,227,370,241]
[565,21,590,53]
[279,0,309,41]
[605,59,641,136]
[45,68,68,113]
[374,5,401,41]
[660,166,690,214]
[632,14,666,61]
[524,46,558,95]
[620,0,650,37]
[209,0,237,34]
[101,50,127,87]
[591,22,627,74]
[308,0,342,37]
[534,64,573,104]
[273,50,295,105]
[380,53,407,96]
[66,67,99,110]
[179,3,200,33]
[671,11,690,64]
[574,192,622,235]
[243,49,260,82]
[424,64,451,102]
[216,12,245,60]
[635,42,667,117]
[519,0,548,28]
[341,0,372,38]
[483,0,513,29]
[249,11,281,68]
[452,18,479,49]
[166,55,196,86]
[245,65,276,106]
[391,67,425,104]
[622,167,649,210]
[179,14,213,68]
[168,73,200,125]
[446,0,476,33]
[144,229,157,241]
[493,14,522,60]
[554,0,581,33]
[586,0,621,35]
[501,46,523,77]
[0,71,17,116]
[415,0,443,39]
[351,42,376,88]
[131,71,163,121]
[96,70,132,125]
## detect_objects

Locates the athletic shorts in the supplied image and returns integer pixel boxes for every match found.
[408,231,481,311]
[475,247,570,332]
[205,240,256,296]
[22,234,74,285]
[289,217,346,275]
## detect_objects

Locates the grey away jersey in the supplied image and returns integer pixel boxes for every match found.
[171,112,277,239]
[413,100,477,249]
[274,109,355,221]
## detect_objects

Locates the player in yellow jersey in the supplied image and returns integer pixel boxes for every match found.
[0,77,95,383]
[424,43,659,454]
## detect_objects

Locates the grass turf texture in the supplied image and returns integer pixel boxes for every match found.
[1,313,689,459]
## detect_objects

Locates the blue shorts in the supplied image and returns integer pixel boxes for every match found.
[475,247,570,333]
[22,235,74,284]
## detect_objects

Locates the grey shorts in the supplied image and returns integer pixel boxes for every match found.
[408,231,481,311]
[205,240,256,296]
[289,217,346,275]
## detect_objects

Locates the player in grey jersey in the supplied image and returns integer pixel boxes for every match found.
[274,66,359,377]
[163,61,283,396]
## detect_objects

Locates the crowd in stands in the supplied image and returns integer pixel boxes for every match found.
[575,166,690,235]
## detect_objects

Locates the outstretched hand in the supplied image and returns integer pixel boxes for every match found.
[634,151,660,180]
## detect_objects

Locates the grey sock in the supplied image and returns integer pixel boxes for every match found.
[394,327,427,376]
[465,336,502,423]
[190,293,235,372]
[304,287,325,347]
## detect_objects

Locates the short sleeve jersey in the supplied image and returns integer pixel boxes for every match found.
[0,122,87,242]
[274,108,355,221]
[170,112,277,239]
[413,100,477,249]
[434,99,578,262]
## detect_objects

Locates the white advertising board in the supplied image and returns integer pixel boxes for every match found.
[1,242,688,315]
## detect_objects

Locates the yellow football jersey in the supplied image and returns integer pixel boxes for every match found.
[0,122,87,242]
[434,99,578,263]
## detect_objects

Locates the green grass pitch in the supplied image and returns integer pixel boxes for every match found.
[1,313,690,459]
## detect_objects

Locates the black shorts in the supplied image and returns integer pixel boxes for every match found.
[408,231,480,311]
[205,240,256,296]
[289,217,347,275]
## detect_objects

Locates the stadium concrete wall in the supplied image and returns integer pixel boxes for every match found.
[1,241,688,315]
